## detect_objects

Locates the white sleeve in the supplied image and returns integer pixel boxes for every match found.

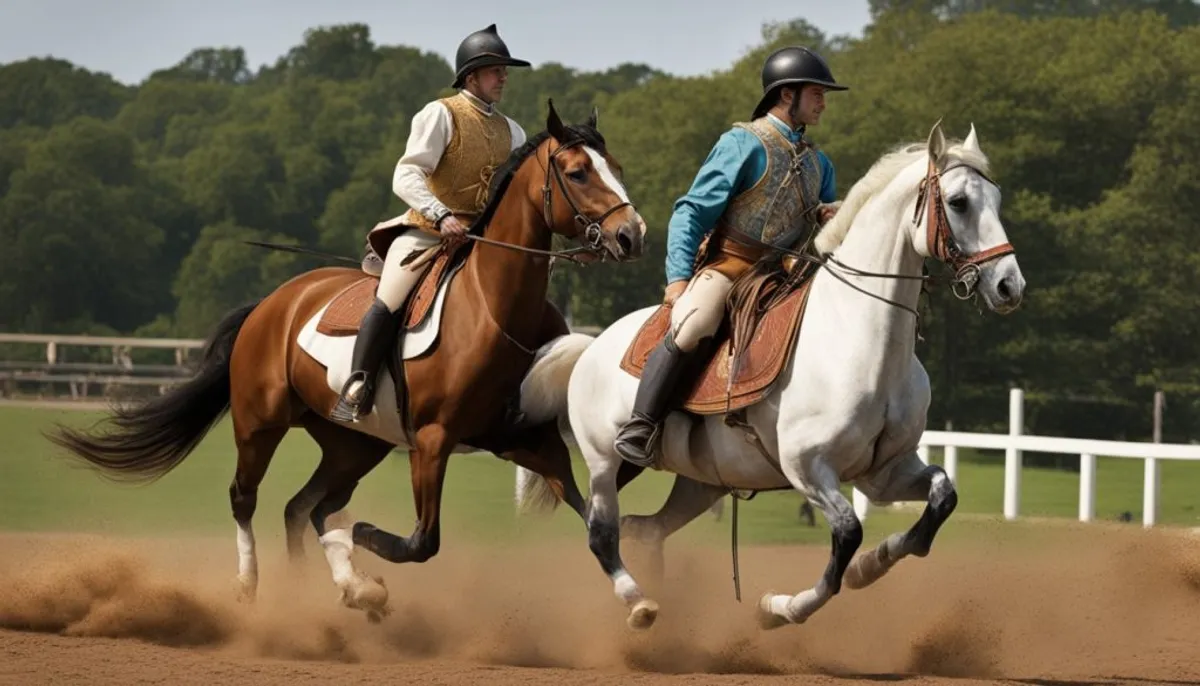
[507,116,526,150]
[392,101,454,223]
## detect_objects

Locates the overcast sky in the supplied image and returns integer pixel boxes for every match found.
[0,0,872,83]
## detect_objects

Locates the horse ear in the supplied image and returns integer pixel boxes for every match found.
[963,123,980,153]
[546,98,568,142]
[927,118,947,165]
[586,105,599,130]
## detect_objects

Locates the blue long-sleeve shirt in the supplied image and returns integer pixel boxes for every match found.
[664,114,836,284]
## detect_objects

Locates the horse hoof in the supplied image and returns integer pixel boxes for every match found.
[356,580,389,609]
[627,599,659,630]
[756,592,789,631]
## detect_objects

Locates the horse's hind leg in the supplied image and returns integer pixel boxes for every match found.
[843,452,957,590]
[229,424,289,603]
[296,414,393,619]
[620,474,726,584]
[283,464,327,565]
[757,456,863,629]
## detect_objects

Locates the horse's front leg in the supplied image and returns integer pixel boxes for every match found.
[353,423,452,564]
[757,456,863,629]
[842,452,956,590]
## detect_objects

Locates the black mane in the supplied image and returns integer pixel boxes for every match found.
[469,122,608,234]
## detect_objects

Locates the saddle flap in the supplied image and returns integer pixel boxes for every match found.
[316,278,378,337]
[618,279,814,415]
[404,242,468,329]
[315,242,470,338]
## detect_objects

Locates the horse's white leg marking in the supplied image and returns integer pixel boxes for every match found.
[844,452,957,590]
[585,457,658,630]
[759,456,863,628]
[236,520,257,601]
[319,526,388,618]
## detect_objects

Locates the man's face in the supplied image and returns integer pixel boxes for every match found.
[467,65,508,103]
[794,84,827,126]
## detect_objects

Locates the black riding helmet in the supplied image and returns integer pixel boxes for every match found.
[451,24,531,89]
[751,46,847,120]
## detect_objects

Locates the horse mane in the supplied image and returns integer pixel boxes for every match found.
[468,122,608,234]
[813,139,991,255]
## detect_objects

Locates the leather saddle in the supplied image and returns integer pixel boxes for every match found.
[316,242,468,337]
[619,265,817,415]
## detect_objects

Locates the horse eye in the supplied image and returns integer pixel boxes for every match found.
[948,195,968,213]
[567,169,587,183]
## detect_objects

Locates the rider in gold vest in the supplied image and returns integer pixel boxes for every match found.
[330,24,531,422]
[613,46,848,466]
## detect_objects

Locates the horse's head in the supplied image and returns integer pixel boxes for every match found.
[534,99,646,262]
[914,120,1025,313]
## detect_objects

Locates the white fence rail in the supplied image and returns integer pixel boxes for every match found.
[5,336,1195,528]
[852,388,1200,528]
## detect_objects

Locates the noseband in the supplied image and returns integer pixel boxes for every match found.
[914,158,1014,299]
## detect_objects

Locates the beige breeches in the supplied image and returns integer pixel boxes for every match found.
[376,230,441,312]
[669,268,733,352]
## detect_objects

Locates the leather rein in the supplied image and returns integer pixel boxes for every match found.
[462,135,633,265]
[767,157,1015,323]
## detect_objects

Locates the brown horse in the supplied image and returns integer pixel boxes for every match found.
[46,101,645,621]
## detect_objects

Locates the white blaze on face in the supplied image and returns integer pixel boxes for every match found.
[584,147,630,204]
[585,146,644,237]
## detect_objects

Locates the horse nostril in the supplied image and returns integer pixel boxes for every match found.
[616,228,634,256]
[998,277,1012,301]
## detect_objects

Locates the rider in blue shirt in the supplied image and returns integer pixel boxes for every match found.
[664,116,838,285]
[614,45,848,467]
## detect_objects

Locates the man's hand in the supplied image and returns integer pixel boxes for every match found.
[818,203,840,225]
[439,215,469,246]
[663,280,688,306]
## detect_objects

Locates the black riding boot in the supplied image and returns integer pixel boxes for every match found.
[330,298,399,422]
[613,332,689,467]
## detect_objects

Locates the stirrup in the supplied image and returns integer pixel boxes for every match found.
[330,373,370,422]
[613,415,662,469]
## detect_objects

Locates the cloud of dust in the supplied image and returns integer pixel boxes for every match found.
[0,523,1197,680]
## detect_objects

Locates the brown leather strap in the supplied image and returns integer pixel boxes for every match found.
[711,230,770,263]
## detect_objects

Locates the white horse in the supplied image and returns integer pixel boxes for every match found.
[516,121,1026,630]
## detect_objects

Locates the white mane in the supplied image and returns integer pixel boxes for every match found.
[814,140,991,255]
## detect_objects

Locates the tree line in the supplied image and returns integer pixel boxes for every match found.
[1,0,1198,443]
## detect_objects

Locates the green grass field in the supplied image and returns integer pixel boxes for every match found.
[1,406,1197,551]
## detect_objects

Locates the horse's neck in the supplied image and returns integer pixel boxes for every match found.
[467,179,552,336]
[818,176,925,361]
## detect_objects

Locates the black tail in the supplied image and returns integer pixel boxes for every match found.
[46,301,261,485]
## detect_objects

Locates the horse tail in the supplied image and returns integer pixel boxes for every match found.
[516,332,593,425]
[514,332,593,515]
[46,300,261,485]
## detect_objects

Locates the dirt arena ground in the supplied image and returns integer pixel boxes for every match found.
[1,523,1198,685]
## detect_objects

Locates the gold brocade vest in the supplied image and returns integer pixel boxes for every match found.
[402,93,513,234]
[714,117,824,250]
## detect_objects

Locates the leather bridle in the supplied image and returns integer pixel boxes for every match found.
[914,157,1014,299]
[540,136,634,261]
[462,135,635,264]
